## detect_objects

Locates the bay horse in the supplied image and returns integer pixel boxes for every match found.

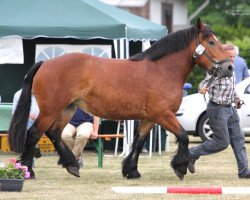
[9,18,233,180]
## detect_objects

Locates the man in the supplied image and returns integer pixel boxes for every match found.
[234,46,249,84]
[62,108,99,168]
[188,44,250,178]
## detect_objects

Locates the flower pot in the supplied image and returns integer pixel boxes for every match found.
[0,179,24,192]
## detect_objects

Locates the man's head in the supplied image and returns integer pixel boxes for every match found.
[222,44,236,63]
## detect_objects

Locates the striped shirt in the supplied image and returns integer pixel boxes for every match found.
[199,73,238,105]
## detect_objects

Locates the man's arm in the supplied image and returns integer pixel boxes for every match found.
[198,73,211,94]
[90,116,99,139]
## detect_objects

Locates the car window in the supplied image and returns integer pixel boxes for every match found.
[244,84,250,94]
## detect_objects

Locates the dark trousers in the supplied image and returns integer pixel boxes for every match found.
[189,102,249,176]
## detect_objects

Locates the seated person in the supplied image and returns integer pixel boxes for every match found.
[62,108,99,168]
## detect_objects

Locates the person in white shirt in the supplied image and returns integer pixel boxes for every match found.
[12,89,41,160]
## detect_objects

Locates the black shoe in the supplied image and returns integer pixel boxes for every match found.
[34,147,42,158]
[239,171,250,179]
[188,161,195,173]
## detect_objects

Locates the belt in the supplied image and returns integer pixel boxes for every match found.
[209,101,231,107]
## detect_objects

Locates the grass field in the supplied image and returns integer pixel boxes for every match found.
[1,136,250,200]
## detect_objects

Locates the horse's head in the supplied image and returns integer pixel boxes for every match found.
[193,18,233,79]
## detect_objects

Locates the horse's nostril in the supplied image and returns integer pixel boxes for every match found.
[228,65,233,71]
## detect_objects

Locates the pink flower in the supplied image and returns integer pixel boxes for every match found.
[9,157,17,164]
[25,171,30,179]
[21,165,28,173]
[14,162,22,169]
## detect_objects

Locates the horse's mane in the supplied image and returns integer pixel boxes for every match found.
[129,25,212,61]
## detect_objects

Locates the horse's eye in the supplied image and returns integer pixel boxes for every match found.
[208,40,215,46]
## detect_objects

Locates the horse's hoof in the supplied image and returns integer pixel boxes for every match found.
[174,169,184,180]
[57,158,63,166]
[66,166,80,177]
[29,175,36,180]
[123,170,141,179]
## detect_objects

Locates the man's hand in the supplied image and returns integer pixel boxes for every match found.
[199,87,208,95]
[90,130,98,140]
[235,98,244,109]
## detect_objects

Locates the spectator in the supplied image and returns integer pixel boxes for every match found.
[62,108,99,168]
[234,45,249,83]
[12,89,42,164]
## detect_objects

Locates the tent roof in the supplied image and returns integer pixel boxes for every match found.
[0,0,167,40]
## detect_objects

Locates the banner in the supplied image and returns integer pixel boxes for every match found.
[0,37,24,64]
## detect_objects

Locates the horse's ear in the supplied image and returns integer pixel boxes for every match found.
[196,18,204,32]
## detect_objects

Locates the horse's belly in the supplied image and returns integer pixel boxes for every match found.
[80,99,147,120]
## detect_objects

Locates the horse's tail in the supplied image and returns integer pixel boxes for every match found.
[8,61,43,153]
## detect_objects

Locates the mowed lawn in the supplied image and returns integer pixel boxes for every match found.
[1,136,250,200]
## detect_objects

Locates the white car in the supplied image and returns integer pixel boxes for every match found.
[176,77,250,141]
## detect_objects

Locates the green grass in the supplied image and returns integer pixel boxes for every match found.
[1,136,250,199]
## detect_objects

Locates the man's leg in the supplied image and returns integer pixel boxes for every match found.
[189,105,231,172]
[228,108,250,177]
[61,123,76,151]
[72,122,93,167]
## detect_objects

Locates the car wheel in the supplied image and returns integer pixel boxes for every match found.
[197,112,214,142]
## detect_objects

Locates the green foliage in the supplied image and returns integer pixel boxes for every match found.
[237,3,250,27]
[212,25,250,42]
[186,66,206,94]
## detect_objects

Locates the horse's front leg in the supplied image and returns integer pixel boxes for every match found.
[122,120,155,179]
[158,113,190,180]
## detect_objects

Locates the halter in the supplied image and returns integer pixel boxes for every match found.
[192,28,231,84]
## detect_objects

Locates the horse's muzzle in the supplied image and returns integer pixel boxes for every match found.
[216,61,234,79]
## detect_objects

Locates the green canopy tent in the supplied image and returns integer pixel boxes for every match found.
[0,0,166,40]
[0,0,168,153]
[0,0,167,102]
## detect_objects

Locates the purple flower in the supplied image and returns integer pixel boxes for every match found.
[14,162,22,169]
[21,165,28,173]
[25,171,30,179]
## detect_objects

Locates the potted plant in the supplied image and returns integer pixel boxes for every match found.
[0,158,30,192]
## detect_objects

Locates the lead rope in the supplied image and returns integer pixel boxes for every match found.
[203,68,219,103]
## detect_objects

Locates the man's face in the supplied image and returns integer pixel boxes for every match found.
[226,49,236,63]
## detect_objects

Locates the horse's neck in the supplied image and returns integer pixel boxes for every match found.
[159,49,195,85]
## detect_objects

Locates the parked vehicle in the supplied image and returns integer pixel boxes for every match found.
[176,77,250,141]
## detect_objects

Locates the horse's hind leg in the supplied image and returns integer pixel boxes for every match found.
[45,106,80,177]
[122,120,155,179]
[45,129,80,177]
[19,122,41,178]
